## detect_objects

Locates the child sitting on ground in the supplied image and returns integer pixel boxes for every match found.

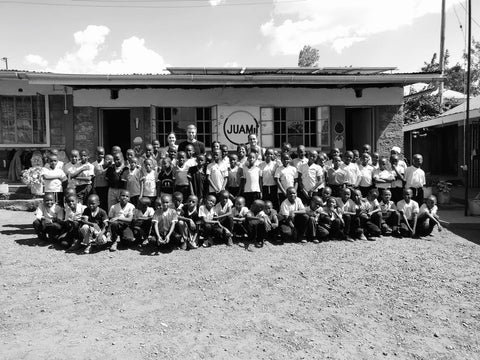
[61,194,86,249]
[150,194,180,248]
[305,196,329,243]
[132,197,155,246]
[397,188,419,238]
[416,195,443,237]
[352,189,382,241]
[108,190,135,252]
[378,189,401,237]
[320,197,345,241]
[199,194,233,247]
[76,194,109,254]
[263,200,279,241]
[278,187,308,242]
[177,195,200,250]
[213,190,234,242]
[231,196,250,244]
[33,193,65,246]
[244,199,268,250]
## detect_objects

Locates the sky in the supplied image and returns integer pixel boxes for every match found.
[0,0,479,74]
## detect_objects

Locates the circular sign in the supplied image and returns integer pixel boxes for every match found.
[223,110,259,146]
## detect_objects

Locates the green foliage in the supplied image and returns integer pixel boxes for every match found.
[404,94,441,124]
[298,45,319,67]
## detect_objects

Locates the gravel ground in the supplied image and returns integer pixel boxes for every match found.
[1,209,479,360]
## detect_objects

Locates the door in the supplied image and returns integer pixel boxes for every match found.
[102,109,131,154]
[345,108,374,151]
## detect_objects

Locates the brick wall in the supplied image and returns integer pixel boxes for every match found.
[376,105,404,157]
[73,107,97,156]
[48,95,73,150]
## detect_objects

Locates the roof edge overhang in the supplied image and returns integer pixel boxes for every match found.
[0,71,443,87]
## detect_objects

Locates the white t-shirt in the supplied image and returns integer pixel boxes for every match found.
[214,199,233,216]
[65,203,87,221]
[108,202,135,219]
[259,161,277,186]
[133,207,155,220]
[358,164,375,187]
[405,166,426,189]
[142,170,157,197]
[373,169,396,189]
[42,167,66,193]
[232,206,249,218]
[279,197,305,217]
[292,157,308,170]
[335,198,357,214]
[242,165,262,193]
[207,162,228,193]
[198,205,215,222]
[419,204,438,216]
[299,162,324,192]
[341,162,361,187]
[274,165,298,193]
[397,199,419,220]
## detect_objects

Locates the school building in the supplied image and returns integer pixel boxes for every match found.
[0,67,441,180]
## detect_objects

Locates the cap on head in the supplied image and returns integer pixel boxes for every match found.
[133,137,143,145]
[391,146,401,154]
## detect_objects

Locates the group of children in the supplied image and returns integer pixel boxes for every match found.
[32,139,444,253]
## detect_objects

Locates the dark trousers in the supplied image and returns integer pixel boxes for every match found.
[399,218,415,237]
[110,221,134,244]
[306,217,329,241]
[391,187,403,205]
[359,212,382,237]
[76,184,93,205]
[202,223,228,243]
[175,184,190,201]
[381,211,400,233]
[262,185,278,209]
[278,213,309,242]
[329,184,345,198]
[321,218,344,239]
[95,186,109,211]
[62,220,81,244]
[359,186,373,198]
[416,213,436,236]
[132,218,152,241]
[410,187,424,206]
[245,218,266,242]
[33,219,63,241]
[244,192,261,208]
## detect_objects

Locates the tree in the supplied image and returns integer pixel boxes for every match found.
[298,45,319,67]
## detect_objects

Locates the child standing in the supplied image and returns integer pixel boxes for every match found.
[92,147,109,211]
[173,151,190,200]
[158,157,175,196]
[105,153,125,211]
[274,154,298,205]
[122,157,142,207]
[188,154,207,203]
[140,159,158,205]
[207,149,228,198]
[298,150,324,204]
[326,156,347,197]
[42,154,67,205]
[240,152,263,208]
[227,154,242,198]
[373,157,396,198]
[358,153,375,197]
[260,148,279,209]
[405,154,426,205]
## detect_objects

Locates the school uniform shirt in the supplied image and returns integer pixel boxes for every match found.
[259,161,277,186]
[299,162,324,192]
[123,168,142,197]
[63,162,81,187]
[232,206,250,218]
[198,205,215,222]
[373,168,396,189]
[92,160,108,187]
[35,203,64,221]
[142,169,157,197]
[105,165,125,189]
[305,206,322,222]
[180,207,200,224]
[214,199,233,216]
[292,157,308,170]
[227,166,242,188]
[365,198,380,212]
[133,207,155,220]
[405,166,426,189]
[65,203,87,221]
[335,198,357,214]
[396,199,419,220]
[140,156,159,172]
[390,164,405,188]
[326,167,347,186]
[188,165,207,199]
[152,208,178,234]
[206,162,228,193]
[274,165,298,193]
[76,162,94,186]
[158,168,174,194]
[358,164,375,187]
[82,207,108,230]
[174,164,190,187]
[279,197,305,217]
[341,162,361,187]
[242,165,262,193]
[108,202,135,221]
[185,157,197,168]
[42,167,66,193]
[379,200,397,215]
[419,204,438,216]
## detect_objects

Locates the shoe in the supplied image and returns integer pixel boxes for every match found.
[141,238,149,247]
[58,232,68,241]
[66,240,81,252]
[60,240,69,248]
[367,236,376,241]
[187,241,198,249]
[300,238,307,243]
[226,236,233,247]
[83,244,92,254]
[358,233,368,241]
[312,239,320,244]
[109,241,118,252]
[392,230,402,238]
[180,241,187,250]
[346,236,355,242]
[202,238,212,248]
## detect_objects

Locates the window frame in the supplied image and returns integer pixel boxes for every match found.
[273,106,318,148]
[0,94,50,148]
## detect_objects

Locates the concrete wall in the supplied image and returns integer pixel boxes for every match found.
[376,105,404,156]
[73,107,97,156]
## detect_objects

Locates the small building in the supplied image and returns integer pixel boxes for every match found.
[0,67,441,180]
[403,95,480,187]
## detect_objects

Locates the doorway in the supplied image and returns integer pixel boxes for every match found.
[345,108,374,151]
[102,109,131,154]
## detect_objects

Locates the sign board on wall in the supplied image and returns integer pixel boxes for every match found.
[217,106,260,150]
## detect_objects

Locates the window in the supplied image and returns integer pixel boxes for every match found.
[156,107,212,147]
[0,95,48,147]
[273,107,317,148]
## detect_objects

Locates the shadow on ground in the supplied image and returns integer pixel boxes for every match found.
[1,224,35,236]
[448,223,480,245]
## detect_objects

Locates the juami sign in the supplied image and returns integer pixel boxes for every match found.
[223,110,259,146]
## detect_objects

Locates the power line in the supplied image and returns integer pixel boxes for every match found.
[0,0,306,8]
[459,1,480,29]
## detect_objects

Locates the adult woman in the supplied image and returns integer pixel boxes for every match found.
[165,132,178,153]
[246,133,265,160]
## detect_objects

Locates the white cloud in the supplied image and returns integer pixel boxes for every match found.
[223,61,239,67]
[261,0,464,55]
[23,25,168,74]
[24,54,48,69]
[209,0,225,6]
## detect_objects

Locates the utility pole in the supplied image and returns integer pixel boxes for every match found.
[1,57,7,70]
[438,0,446,106]
[464,0,472,216]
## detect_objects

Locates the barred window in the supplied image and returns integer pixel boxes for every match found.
[156,107,212,147]
[273,107,317,148]
[0,95,47,146]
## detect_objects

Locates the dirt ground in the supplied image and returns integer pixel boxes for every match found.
[1,209,479,360]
